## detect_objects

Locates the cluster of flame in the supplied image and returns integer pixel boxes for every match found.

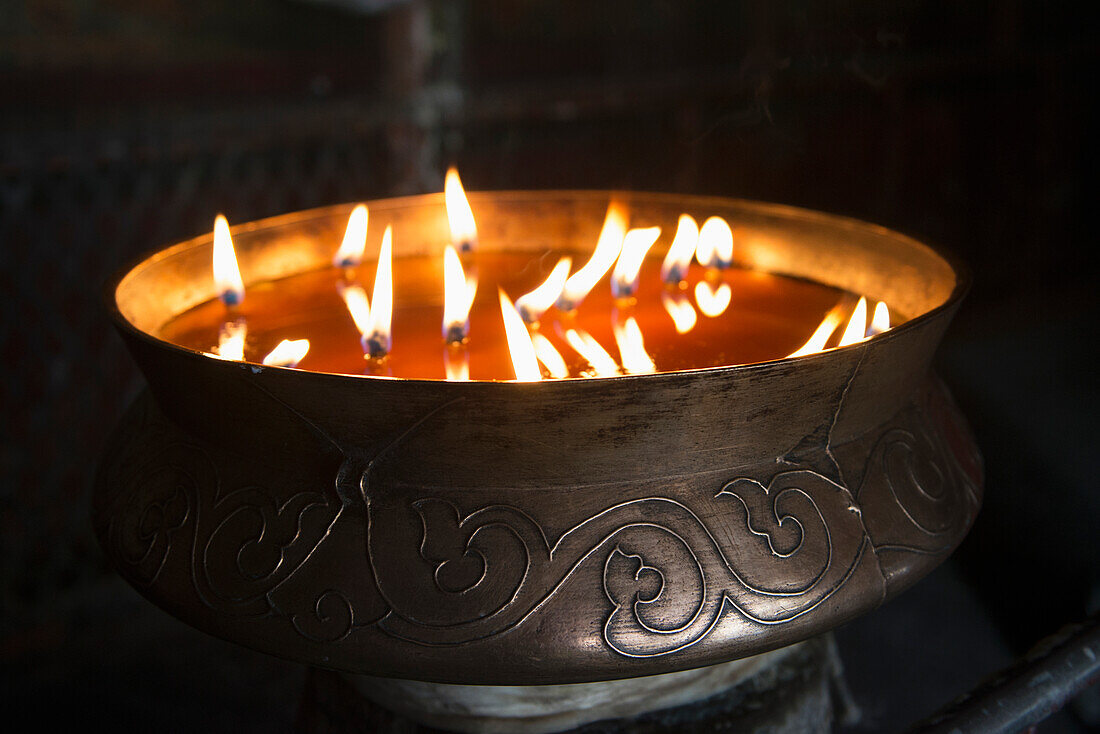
[210,168,890,380]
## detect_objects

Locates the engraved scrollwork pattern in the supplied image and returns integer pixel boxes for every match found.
[98,380,981,664]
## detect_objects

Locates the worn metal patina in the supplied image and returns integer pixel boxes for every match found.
[95,192,981,685]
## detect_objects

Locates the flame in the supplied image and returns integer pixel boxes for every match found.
[443,244,476,343]
[558,202,627,310]
[868,301,890,336]
[695,216,733,269]
[262,339,310,368]
[694,281,732,317]
[498,290,541,381]
[213,214,245,306]
[661,291,698,334]
[531,332,569,378]
[444,346,470,381]
[788,304,845,357]
[445,167,478,253]
[338,283,372,336]
[333,204,369,268]
[613,316,656,375]
[661,214,699,284]
[839,296,868,347]
[611,226,661,299]
[564,328,620,377]
[214,319,247,361]
[364,225,394,358]
[516,257,572,323]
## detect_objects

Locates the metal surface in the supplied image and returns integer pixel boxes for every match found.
[93,192,982,684]
[909,616,1100,734]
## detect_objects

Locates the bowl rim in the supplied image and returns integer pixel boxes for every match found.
[104,190,971,389]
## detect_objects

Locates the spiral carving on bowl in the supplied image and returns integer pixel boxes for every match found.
[95,378,981,664]
[367,469,870,655]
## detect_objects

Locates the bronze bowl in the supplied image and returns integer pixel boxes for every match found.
[95,191,982,685]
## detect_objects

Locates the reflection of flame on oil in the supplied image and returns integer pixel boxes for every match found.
[531,332,569,378]
[444,345,470,381]
[694,281,732,317]
[565,328,620,377]
[612,315,656,375]
[213,318,247,361]
[661,291,698,334]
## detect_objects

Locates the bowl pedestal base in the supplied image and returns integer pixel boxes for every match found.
[299,636,853,733]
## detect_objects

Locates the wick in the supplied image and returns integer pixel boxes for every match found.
[220,290,243,308]
[458,237,477,254]
[444,322,469,345]
[663,264,687,287]
[363,332,390,360]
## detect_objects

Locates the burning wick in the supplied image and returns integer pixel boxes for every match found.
[363,225,394,359]
[333,204,368,269]
[661,291,698,334]
[443,244,477,344]
[695,216,734,271]
[612,313,656,375]
[516,257,572,324]
[564,328,620,377]
[338,227,394,360]
[661,214,699,285]
[557,202,627,311]
[530,332,569,378]
[788,304,845,357]
[213,319,247,361]
[868,301,891,336]
[498,290,541,381]
[262,339,310,368]
[611,227,661,300]
[212,214,245,307]
[445,167,478,254]
[838,296,869,347]
[694,281,732,318]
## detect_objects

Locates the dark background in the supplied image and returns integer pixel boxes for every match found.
[1,1,1096,731]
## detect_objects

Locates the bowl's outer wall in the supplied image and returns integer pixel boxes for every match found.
[95,195,981,684]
